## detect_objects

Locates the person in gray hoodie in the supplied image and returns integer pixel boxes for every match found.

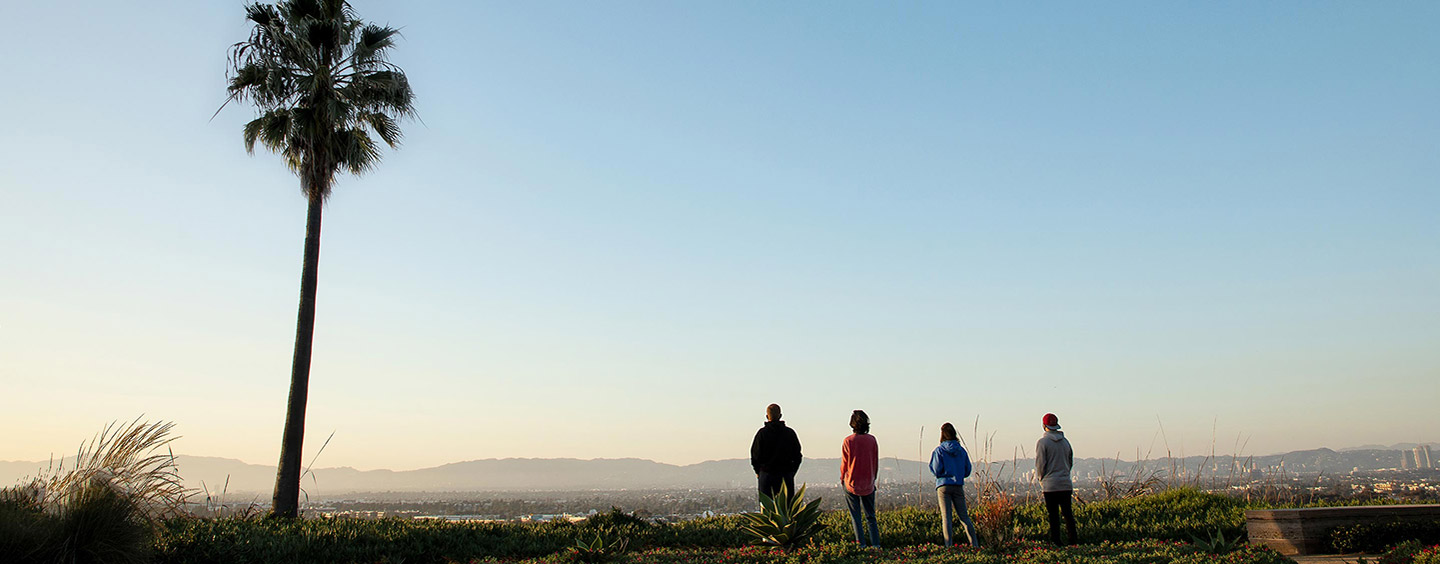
[929,422,979,547]
[1035,413,1077,545]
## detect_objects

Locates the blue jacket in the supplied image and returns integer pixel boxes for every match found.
[929,440,972,487]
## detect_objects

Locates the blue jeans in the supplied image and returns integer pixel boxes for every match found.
[844,490,880,546]
[937,485,979,547]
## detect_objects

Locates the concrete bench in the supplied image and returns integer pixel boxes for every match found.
[1245,505,1440,555]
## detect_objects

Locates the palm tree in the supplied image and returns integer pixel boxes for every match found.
[221,0,415,518]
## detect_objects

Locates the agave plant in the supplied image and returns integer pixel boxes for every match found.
[1190,528,1246,554]
[569,532,629,563]
[739,483,825,550]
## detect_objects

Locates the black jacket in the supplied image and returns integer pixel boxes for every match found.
[750,420,803,476]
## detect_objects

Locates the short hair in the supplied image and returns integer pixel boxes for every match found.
[939,422,957,442]
[849,410,870,434]
[766,404,782,421]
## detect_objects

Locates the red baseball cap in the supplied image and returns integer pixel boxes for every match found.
[1042,413,1060,428]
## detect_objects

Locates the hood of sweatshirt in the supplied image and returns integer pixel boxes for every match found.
[1044,430,1066,442]
[938,440,964,455]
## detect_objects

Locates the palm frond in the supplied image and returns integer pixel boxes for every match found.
[363,111,401,147]
[244,3,277,27]
[344,70,415,117]
[304,18,341,52]
[351,25,399,64]
[338,128,381,174]
[284,0,324,23]
[243,110,294,155]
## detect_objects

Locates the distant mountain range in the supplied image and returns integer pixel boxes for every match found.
[1341,442,1440,452]
[3,443,1434,495]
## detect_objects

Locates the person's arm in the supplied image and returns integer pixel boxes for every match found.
[959,446,972,479]
[870,438,880,482]
[1067,441,1074,469]
[751,430,764,475]
[791,431,803,470]
[841,437,852,483]
[929,447,945,478]
[1035,440,1047,480]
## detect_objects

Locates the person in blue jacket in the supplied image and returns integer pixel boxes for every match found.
[929,422,980,547]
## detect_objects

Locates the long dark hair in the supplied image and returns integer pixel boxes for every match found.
[939,422,957,443]
[850,410,870,434]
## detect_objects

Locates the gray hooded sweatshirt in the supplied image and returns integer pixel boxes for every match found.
[1035,430,1074,492]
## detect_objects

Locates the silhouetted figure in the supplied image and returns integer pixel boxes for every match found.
[1036,413,1077,545]
[930,422,979,547]
[750,403,802,500]
[841,410,880,547]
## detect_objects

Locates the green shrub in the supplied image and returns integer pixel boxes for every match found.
[1012,488,1249,544]
[1415,544,1440,564]
[1328,520,1440,554]
[51,480,155,564]
[1,486,53,564]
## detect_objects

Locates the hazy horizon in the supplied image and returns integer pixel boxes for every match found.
[5,442,1430,497]
[5,430,1436,474]
[2,2,1437,472]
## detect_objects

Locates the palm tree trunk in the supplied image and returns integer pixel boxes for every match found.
[272,196,324,518]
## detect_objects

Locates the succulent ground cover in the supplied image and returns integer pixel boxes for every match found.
[150,490,1264,564]
[472,541,1292,564]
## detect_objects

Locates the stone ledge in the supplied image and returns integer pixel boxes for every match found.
[1245,504,1440,556]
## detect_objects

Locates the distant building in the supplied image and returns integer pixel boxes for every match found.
[1417,446,1434,469]
[1401,451,1412,470]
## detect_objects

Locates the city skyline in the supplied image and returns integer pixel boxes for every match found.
[2,1,1438,472]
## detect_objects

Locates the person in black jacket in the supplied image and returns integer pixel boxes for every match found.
[750,403,803,500]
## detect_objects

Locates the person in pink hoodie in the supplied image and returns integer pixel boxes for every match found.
[841,409,881,547]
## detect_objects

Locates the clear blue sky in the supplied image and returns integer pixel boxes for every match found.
[1,1,1436,471]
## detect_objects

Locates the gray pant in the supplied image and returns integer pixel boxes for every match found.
[937,485,980,547]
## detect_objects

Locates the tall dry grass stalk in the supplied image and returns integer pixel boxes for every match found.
[1095,448,1165,501]
[962,417,1023,547]
[39,417,191,520]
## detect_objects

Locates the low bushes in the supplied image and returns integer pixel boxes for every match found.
[1012,488,1250,543]
[1328,520,1440,554]
[152,489,1253,564]
[1368,541,1440,564]
[2,479,159,564]
[474,540,1291,564]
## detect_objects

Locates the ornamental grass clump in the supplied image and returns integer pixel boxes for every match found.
[0,418,192,564]
[738,484,825,550]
